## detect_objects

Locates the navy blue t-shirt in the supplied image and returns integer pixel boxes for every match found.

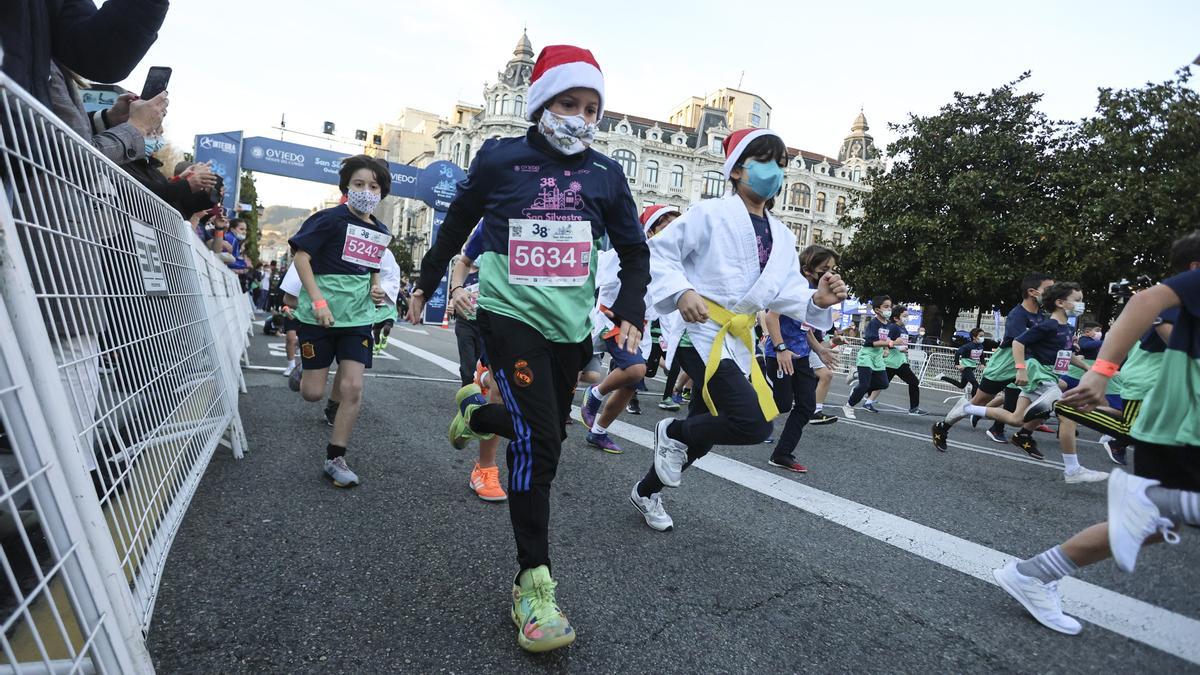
[288,204,389,275]
[749,213,772,271]
[1139,307,1179,354]
[1077,336,1103,360]
[1015,317,1074,366]
[765,315,811,359]
[1002,303,1044,348]
[864,317,890,346]
[1163,269,1200,358]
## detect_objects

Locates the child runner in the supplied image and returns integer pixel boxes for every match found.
[973,274,1055,447]
[448,225,507,502]
[933,283,1107,481]
[581,205,680,454]
[371,248,401,355]
[288,155,392,486]
[761,245,841,470]
[408,45,650,652]
[631,127,848,530]
[879,305,926,415]
[799,245,841,425]
[937,327,985,395]
[992,237,1200,634]
[842,295,892,419]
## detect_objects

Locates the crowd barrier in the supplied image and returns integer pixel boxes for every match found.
[0,72,252,673]
[830,337,990,397]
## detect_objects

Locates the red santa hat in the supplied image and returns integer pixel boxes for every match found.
[639,204,681,235]
[525,45,605,122]
[721,128,782,183]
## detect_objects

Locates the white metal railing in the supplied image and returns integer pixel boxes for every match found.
[831,337,992,395]
[0,72,251,672]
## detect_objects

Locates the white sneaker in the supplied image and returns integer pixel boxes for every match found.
[629,483,673,532]
[282,360,297,377]
[1107,469,1180,573]
[841,404,857,420]
[945,395,970,424]
[1064,466,1108,484]
[992,561,1082,635]
[653,418,687,488]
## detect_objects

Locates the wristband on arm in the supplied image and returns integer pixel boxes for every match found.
[1092,359,1120,378]
[311,299,328,310]
[1014,362,1026,369]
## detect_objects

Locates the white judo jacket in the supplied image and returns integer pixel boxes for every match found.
[647,195,832,376]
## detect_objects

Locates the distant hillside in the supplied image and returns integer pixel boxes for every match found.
[257,205,312,255]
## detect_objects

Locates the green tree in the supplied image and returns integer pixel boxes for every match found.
[840,73,1072,339]
[1053,68,1200,321]
[239,171,263,264]
[388,237,415,276]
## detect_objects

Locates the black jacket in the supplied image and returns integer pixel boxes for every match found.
[0,0,168,105]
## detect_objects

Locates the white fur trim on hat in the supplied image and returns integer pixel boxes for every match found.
[526,61,605,121]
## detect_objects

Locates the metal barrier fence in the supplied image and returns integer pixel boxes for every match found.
[0,73,251,672]
[831,337,991,397]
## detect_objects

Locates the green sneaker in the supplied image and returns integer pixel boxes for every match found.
[449,384,494,449]
[511,565,575,652]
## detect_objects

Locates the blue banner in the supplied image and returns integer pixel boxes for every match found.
[423,274,449,325]
[239,136,420,199]
[194,131,242,215]
[431,210,446,244]
[416,160,467,211]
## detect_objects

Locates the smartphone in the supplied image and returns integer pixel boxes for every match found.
[140,66,172,100]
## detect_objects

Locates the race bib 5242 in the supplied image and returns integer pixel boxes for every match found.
[342,224,391,269]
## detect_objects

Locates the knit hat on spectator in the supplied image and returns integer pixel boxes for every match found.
[639,205,680,235]
[721,128,782,182]
[525,45,605,121]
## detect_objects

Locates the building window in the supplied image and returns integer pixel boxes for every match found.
[463,142,471,166]
[453,142,461,165]
[490,96,499,115]
[853,168,862,181]
[833,231,843,245]
[645,160,659,185]
[750,113,761,127]
[515,95,524,118]
[815,192,827,212]
[836,195,846,216]
[710,137,722,154]
[813,228,824,243]
[613,149,637,178]
[671,165,684,189]
[501,94,511,115]
[702,170,724,198]
[753,101,762,113]
[790,183,811,208]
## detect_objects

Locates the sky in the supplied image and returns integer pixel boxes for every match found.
[110,0,1199,210]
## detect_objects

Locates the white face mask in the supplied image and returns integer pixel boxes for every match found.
[347,189,381,215]
[538,108,597,155]
[1068,300,1086,317]
[234,231,246,241]
[1094,331,1103,340]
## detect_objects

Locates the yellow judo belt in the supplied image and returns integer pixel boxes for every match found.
[701,298,780,422]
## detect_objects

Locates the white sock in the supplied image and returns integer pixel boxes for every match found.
[963,404,988,417]
[864,398,875,405]
[1063,453,1080,473]
[591,422,607,435]
[589,385,604,401]
[815,403,824,412]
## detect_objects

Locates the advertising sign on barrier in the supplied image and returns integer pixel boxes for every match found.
[194,131,243,215]
[423,274,449,325]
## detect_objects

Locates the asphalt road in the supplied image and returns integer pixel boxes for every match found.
[146,323,1200,673]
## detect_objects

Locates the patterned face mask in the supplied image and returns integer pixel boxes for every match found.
[347,189,381,215]
[537,108,597,155]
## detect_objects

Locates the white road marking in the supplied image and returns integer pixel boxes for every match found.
[391,333,1200,665]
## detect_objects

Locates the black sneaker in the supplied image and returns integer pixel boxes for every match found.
[931,422,949,452]
[1010,431,1044,460]
[985,428,1007,444]
[324,400,340,427]
[809,412,838,425]
[626,396,642,415]
[971,415,981,429]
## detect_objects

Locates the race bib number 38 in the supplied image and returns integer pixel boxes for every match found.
[342,224,391,269]
[507,219,592,287]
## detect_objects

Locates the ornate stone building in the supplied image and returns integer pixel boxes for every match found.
[399,31,882,261]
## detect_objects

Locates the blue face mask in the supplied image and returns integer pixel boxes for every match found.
[740,160,784,199]
[144,136,165,157]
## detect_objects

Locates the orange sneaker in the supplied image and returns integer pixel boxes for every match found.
[470,463,507,502]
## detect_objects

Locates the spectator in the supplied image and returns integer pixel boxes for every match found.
[124,154,222,218]
[0,0,168,108]
[268,261,285,309]
[47,63,166,166]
